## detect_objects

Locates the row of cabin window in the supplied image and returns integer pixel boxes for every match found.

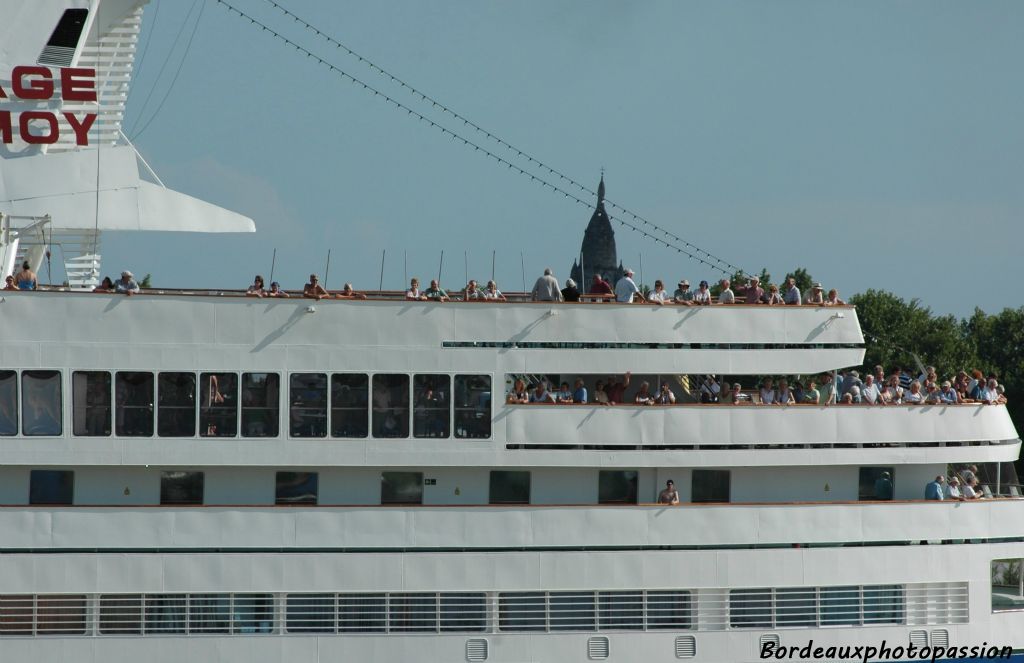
[26,469,640,506]
[0,371,492,439]
[24,467,898,506]
[0,590,693,636]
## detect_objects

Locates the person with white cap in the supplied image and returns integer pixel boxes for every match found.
[741,276,764,304]
[614,268,644,303]
[804,282,825,305]
[115,270,140,296]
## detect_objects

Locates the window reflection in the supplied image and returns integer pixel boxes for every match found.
[200,373,237,437]
[22,370,62,436]
[331,374,368,438]
[0,371,18,436]
[290,373,327,438]
[158,372,196,437]
[454,374,491,439]
[414,375,449,438]
[116,372,154,437]
[242,373,279,437]
[372,374,408,438]
[275,471,318,504]
[73,371,111,436]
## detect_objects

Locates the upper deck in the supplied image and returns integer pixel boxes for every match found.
[1,289,863,376]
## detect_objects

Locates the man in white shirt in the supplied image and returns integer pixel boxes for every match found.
[717,279,735,304]
[614,269,645,303]
[861,374,881,404]
[978,379,1001,404]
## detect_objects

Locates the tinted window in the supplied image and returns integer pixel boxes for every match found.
[413,375,450,438]
[0,595,33,634]
[331,374,368,438]
[597,591,642,630]
[22,370,61,436]
[36,595,86,634]
[455,374,491,438]
[241,373,279,437]
[189,594,230,634]
[388,593,437,633]
[498,592,545,632]
[381,472,423,505]
[0,371,17,436]
[276,471,318,505]
[233,594,273,634]
[144,595,186,634]
[863,585,903,624]
[598,470,638,504]
[158,373,196,437]
[99,594,142,634]
[29,469,73,505]
[692,469,730,503]
[160,471,204,505]
[859,467,895,501]
[776,587,817,627]
[820,586,861,626]
[200,373,237,437]
[286,594,335,633]
[116,372,154,437]
[338,594,385,633]
[45,9,89,48]
[440,593,486,632]
[372,374,408,438]
[72,371,111,436]
[646,590,692,629]
[729,588,772,628]
[550,591,595,631]
[490,470,531,504]
[290,373,327,437]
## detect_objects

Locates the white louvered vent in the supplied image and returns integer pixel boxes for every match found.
[759,634,781,648]
[466,638,488,662]
[675,635,697,658]
[588,636,610,660]
[930,629,949,648]
[909,630,929,647]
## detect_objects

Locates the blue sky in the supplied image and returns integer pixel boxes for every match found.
[111,0,1022,317]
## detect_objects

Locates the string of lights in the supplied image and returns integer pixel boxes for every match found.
[214,0,742,276]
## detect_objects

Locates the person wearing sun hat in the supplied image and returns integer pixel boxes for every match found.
[115,270,140,296]
[804,282,825,305]
[673,279,694,305]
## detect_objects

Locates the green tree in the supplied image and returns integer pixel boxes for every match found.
[140,273,152,289]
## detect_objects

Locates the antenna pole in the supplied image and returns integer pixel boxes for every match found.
[269,248,277,284]
[464,251,468,287]
[437,250,444,284]
[379,249,386,291]
[403,250,408,286]
[520,252,526,292]
[323,250,332,289]
[580,252,585,293]
[491,250,496,282]
[639,252,643,287]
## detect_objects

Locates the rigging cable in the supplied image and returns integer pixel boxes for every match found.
[259,0,744,276]
[128,0,203,139]
[213,0,737,274]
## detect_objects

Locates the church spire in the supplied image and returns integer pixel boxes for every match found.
[597,172,605,204]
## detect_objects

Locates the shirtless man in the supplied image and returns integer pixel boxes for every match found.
[658,480,680,505]
[303,274,330,300]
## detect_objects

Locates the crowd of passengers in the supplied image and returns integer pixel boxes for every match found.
[924,465,991,501]
[7,260,839,306]
[506,367,1008,406]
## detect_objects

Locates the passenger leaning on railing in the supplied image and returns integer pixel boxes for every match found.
[3,275,18,291]
[483,280,506,301]
[115,270,139,296]
[14,261,37,290]
[246,275,266,297]
[92,276,114,293]
[303,274,330,300]
[507,379,529,404]
[717,279,735,304]
[589,273,613,297]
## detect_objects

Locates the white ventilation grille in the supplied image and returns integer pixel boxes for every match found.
[759,633,781,648]
[909,630,928,647]
[588,636,610,660]
[466,638,488,662]
[930,629,949,648]
[675,635,697,658]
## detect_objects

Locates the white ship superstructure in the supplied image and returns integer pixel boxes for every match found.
[1,3,1022,663]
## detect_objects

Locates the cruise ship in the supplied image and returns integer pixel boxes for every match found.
[1,2,1022,662]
